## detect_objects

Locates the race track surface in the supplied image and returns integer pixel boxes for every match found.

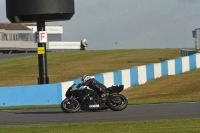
[0,102,199,125]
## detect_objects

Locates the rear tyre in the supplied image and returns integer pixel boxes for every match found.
[61,97,81,113]
[106,94,128,111]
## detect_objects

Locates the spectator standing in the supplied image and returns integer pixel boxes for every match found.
[80,38,88,50]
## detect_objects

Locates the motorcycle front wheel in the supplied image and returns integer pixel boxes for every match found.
[106,94,128,111]
[61,97,81,113]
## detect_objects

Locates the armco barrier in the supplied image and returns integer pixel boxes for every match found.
[1,53,200,107]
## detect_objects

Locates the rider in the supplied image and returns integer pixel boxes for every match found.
[77,74,109,99]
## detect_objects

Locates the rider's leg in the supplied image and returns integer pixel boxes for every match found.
[100,90,109,99]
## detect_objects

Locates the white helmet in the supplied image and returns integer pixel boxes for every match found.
[82,38,86,42]
[81,74,91,83]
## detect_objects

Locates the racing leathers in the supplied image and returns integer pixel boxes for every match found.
[78,78,108,98]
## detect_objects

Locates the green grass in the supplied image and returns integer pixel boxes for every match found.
[0,49,180,86]
[0,118,199,133]
[0,105,60,110]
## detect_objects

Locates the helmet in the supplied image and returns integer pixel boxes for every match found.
[81,74,91,83]
[82,38,86,43]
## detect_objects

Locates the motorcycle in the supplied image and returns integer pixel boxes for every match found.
[61,83,128,113]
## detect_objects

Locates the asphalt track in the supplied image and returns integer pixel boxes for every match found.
[0,102,200,125]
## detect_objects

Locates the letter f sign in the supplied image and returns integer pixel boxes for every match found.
[39,31,47,43]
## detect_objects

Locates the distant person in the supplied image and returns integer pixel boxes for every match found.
[80,38,88,50]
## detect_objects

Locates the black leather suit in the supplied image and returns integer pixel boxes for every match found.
[81,78,107,94]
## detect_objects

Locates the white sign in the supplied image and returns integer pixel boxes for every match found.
[28,26,63,34]
[46,26,63,34]
[34,31,47,43]
[48,42,80,49]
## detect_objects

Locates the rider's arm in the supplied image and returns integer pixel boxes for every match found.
[76,83,83,88]
[77,81,89,88]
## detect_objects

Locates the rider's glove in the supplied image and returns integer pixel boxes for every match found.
[77,83,81,88]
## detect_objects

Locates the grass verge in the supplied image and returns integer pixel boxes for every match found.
[0,118,199,133]
[0,105,60,111]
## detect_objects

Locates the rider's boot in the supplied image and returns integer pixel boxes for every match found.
[101,91,109,100]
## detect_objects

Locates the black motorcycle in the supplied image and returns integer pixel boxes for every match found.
[61,83,128,113]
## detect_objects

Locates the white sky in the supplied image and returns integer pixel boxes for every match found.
[0,0,200,50]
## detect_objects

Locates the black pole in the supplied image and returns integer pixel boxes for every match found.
[37,21,49,84]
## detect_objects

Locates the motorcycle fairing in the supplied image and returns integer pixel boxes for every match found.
[106,85,124,94]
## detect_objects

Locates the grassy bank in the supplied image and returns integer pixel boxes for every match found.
[0,49,180,86]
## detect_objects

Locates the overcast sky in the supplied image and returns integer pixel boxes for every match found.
[1,0,200,50]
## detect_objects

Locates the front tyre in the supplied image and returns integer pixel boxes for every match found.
[106,94,128,111]
[61,97,81,113]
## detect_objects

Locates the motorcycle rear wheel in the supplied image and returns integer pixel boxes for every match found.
[61,97,81,113]
[106,94,128,111]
